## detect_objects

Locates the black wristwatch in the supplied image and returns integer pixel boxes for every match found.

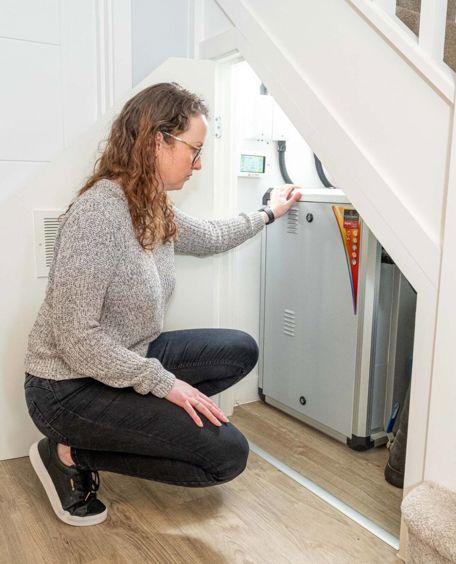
[258,206,275,224]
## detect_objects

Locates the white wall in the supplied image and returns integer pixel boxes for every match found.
[199,0,233,43]
[131,0,194,85]
[0,0,62,204]
[0,0,132,460]
[0,0,132,204]
[424,101,456,492]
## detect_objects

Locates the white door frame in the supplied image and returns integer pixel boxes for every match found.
[211,54,244,416]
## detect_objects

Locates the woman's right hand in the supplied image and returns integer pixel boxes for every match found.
[269,184,302,219]
[164,378,230,427]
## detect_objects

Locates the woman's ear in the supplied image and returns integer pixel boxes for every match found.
[154,131,163,156]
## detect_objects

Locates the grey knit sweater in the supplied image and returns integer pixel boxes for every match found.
[25,179,264,398]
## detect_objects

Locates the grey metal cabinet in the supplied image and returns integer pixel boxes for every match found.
[259,189,416,448]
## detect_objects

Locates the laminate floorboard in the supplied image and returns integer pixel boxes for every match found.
[0,445,399,563]
[230,401,403,537]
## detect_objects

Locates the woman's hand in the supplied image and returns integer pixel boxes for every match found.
[165,378,230,427]
[268,184,302,220]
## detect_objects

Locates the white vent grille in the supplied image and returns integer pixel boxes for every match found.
[283,309,296,337]
[287,207,299,233]
[34,210,65,278]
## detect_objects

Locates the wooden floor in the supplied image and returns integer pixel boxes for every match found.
[0,438,400,563]
[230,401,403,538]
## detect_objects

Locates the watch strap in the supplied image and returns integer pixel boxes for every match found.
[259,206,275,224]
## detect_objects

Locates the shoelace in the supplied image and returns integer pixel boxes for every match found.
[70,470,100,502]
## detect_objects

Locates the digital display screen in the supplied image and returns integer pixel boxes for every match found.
[240,154,266,174]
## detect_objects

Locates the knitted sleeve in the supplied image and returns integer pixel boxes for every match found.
[173,207,265,256]
[49,197,175,397]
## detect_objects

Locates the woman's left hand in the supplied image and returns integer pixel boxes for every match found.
[269,184,302,220]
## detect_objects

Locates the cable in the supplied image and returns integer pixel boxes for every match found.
[263,84,333,189]
[277,140,294,184]
[314,154,334,188]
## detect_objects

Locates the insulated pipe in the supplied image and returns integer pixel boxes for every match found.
[277,140,294,184]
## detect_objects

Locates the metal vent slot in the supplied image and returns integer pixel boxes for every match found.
[287,207,299,234]
[283,309,296,337]
[44,218,61,267]
[34,210,65,278]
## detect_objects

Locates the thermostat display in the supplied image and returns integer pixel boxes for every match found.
[240,154,266,175]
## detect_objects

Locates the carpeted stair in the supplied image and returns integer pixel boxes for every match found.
[396,0,456,72]
[402,481,456,563]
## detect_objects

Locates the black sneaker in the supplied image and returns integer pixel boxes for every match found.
[29,438,107,526]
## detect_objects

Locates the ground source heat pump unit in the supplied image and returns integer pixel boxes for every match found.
[258,189,416,449]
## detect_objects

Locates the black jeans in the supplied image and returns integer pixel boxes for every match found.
[24,329,258,487]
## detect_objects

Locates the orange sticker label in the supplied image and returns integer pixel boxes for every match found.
[333,206,361,314]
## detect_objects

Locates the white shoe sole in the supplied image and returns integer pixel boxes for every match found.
[29,441,107,527]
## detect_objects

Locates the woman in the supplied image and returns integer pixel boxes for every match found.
[24,82,301,527]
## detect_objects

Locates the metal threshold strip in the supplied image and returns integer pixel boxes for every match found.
[249,441,400,550]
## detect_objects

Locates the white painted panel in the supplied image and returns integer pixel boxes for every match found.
[112,0,132,100]
[61,0,131,147]
[419,0,448,61]
[424,87,456,492]
[0,162,47,205]
[131,0,192,85]
[202,0,233,41]
[0,0,60,44]
[60,1,98,145]
[373,0,396,16]
[0,39,63,161]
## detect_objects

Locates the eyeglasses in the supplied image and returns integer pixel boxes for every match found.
[162,132,202,166]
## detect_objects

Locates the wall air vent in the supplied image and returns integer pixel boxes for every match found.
[33,210,65,278]
[283,309,296,337]
[287,207,299,233]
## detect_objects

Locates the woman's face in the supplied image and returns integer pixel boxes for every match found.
[155,114,207,191]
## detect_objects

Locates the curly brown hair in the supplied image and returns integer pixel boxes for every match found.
[76,82,208,251]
